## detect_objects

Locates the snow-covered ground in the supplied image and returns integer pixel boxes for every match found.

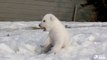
[0,21,107,60]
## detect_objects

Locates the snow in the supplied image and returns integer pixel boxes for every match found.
[0,21,107,60]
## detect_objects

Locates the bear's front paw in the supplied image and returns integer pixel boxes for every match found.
[47,50,57,55]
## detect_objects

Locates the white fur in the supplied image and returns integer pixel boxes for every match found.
[39,14,71,54]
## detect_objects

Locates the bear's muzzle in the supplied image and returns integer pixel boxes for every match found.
[39,24,46,31]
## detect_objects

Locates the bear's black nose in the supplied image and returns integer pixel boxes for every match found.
[39,24,41,27]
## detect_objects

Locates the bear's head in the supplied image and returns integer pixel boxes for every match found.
[39,14,59,31]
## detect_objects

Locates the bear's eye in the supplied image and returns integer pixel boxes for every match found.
[43,20,45,22]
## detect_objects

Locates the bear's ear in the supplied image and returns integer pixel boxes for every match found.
[50,16,53,21]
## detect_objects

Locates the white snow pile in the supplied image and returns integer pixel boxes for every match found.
[0,21,107,60]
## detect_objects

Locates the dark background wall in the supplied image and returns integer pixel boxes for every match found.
[0,0,94,21]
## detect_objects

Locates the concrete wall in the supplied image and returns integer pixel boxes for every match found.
[0,0,93,21]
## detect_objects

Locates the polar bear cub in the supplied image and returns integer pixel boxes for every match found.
[39,14,71,54]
